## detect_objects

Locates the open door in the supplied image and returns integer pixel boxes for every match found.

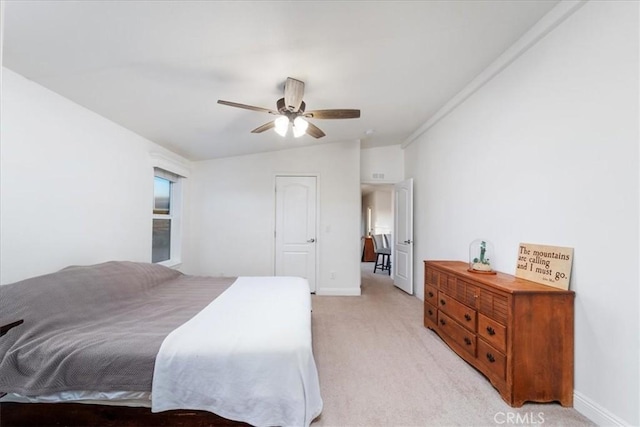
[393,178,413,294]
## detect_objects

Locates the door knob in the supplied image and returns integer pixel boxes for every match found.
[404,239,412,244]
[307,238,316,243]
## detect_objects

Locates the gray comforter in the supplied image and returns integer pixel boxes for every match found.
[0,261,235,396]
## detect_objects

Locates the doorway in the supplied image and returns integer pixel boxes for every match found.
[360,183,394,280]
[360,179,414,294]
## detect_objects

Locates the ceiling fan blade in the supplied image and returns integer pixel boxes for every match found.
[284,77,305,112]
[305,122,326,139]
[251,121,276,134]
[304,109,361,119]
[217,100,278,115]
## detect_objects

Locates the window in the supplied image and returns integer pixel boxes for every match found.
[153,168,182,265]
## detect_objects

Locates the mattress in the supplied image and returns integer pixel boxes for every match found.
[1,391,151,407]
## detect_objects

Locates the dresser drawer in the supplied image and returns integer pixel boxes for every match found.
[425,284,438,307]
[439,273,456,296]
[478,313,506,352]
[477,339,506,381]
[425,267,440,287]
[457,280,480,308]
[479,288,508,323]
[424,302,437,326]
[437,292,477,332]
[437,311,476,357]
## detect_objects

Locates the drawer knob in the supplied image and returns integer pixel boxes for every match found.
[486,353,496,363]
[428,291,434,298]
[486,326,496,336]
[464,337,472,346]
[428,309,433,316]
[440,299,446,306]
[464,313,472,321]
[439,319,446,326]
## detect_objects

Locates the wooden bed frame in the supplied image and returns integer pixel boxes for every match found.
[0,402,250,427]
[0,320,23,338]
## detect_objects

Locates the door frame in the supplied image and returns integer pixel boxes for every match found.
[359,182,394,263]
[360,180,414,294]
[273,173,320,293]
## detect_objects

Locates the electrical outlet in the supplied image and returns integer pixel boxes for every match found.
[330,271,336,280]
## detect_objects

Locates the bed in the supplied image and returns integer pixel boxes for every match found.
[0,261,323,426]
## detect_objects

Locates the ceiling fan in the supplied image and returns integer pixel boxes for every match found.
[217,77,360,139]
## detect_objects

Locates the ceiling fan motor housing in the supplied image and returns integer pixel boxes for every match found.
[277,98,306,123]
[277,97,305,115]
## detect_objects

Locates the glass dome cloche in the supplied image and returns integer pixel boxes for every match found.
[468,239,496,274]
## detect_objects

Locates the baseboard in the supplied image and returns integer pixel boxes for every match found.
[315,287,361,296]
[574,390,630,426]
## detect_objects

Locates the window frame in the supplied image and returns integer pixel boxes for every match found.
[152,167,183,267]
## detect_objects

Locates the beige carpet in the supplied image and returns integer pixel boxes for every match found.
[310,263,594,427]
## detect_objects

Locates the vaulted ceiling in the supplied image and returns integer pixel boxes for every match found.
[2,1,559,161]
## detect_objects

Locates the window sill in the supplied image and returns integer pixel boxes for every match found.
[156,259,182,269]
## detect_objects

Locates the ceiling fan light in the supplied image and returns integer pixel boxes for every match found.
[292,117,308,138]
[274,116,289,137]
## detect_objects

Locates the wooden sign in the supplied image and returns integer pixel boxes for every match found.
[515,243,573,290]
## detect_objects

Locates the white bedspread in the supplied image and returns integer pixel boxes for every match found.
[151,276,323,427]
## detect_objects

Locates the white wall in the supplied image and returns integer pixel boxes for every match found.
[1,68,191,285]
[405,2,638,425]
[183,140,362,296]
[362,188,393,236]
[360,145,404,183]
[372,190,392,235]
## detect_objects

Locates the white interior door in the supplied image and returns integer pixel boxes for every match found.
[393,178,414,294]
[275,176,317,292]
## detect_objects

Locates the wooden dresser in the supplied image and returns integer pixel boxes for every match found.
[423,260,574,407]
[361,236,376,262]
